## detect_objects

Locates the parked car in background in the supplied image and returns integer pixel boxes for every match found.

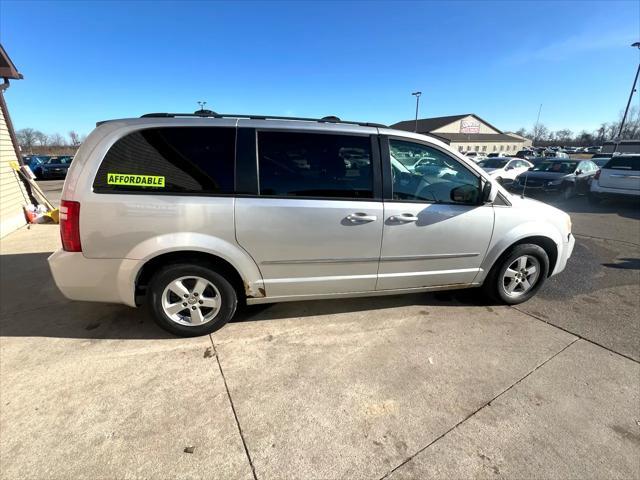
[543,150,569,159]
[511,158,599,199]
[23,155,49,176]
[515,149,539,160]
[48,113,574,336]
[591,153,613,168]
[463,151,485,162]
[487,152,508,158]
[39,156,73,179]
[589,154,640,204]
[477,157,533,185]
[585,146,602,154]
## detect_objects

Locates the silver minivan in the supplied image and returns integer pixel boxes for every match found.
[48,112,575,336]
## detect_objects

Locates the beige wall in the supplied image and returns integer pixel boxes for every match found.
[450,141,526,154]
[432,115,500,135]
[0,94,29,238]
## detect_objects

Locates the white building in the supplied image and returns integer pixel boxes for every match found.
[392,114,532,154]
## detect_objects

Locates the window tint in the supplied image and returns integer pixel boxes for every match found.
[257,131,373,199]
[604,155,640,170]
[389,139,480,204]
[94,127,235,194]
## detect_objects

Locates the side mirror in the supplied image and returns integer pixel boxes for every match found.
[481,182,492,203]
[505,165,514,171]
[575,169,582,175]
[451,184,481,204]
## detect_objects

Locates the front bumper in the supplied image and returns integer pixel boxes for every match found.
[48,250,139,307]
[552,233,575,276]
[510,182,563,194]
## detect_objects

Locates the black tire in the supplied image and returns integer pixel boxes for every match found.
[587,192,602,205]
[483,244,549,305]
[147,263,237,337]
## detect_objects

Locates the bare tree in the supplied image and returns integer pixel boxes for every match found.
[34,130,49,147]
[555,129,574,144]
[532,123,549,143]
[16,128,38,153]
[49,133,66,147]
[68,130,81,147]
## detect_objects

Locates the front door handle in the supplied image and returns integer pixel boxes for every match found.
[389,213,419,223]
[346,212,377,223]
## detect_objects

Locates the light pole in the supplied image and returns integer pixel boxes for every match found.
[412,91,422,132]
[532,103,542,147]
[613,42,640,154]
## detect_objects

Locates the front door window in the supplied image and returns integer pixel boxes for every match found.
[389,139,481,205]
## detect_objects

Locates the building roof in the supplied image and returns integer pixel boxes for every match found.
[505,132,531,141]
[391,113,505,136]
[391,114,470,133]
[0,44,23,80]
[428,132,528,144]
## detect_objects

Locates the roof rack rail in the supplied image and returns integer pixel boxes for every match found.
[139,111,387,128]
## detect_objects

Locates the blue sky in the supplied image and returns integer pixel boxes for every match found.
[1,0,638,136]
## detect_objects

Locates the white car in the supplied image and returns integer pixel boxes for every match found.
[464,151,485,162]
[477,158,533,184]
[589,154,640,203]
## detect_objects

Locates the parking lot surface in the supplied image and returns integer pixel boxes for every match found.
[0,187,638,479]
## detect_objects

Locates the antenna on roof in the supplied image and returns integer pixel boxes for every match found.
[193,100,218,117]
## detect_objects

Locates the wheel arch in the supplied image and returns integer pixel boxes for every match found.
[134,250,261,306]
[479,232,560,285]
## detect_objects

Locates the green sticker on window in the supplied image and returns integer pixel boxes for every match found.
[107,173,165,187]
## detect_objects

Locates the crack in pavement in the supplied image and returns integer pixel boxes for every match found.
[208,334,258,480]
[378,337,580,480]
[574,233,640,248]
[512,305,640,365]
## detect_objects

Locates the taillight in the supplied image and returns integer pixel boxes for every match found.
[60,200,82,252]
[594,169,601,181]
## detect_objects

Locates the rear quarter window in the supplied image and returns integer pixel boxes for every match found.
[603,156,640,171]
[93,127,236,194]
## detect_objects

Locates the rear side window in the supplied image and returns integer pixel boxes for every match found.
[93,127,235,194]
[257,131,373,199]
[604,155,640,170]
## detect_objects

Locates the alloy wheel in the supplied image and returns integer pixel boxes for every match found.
[501,255,540,298]
[161,276,221,326]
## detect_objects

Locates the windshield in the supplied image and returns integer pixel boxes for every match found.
[46,157,72,165]
[478,159,508,169]
[531,161,577,173]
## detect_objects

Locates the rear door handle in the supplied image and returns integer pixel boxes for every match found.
[346,212,377,223]
[389,213,419,223]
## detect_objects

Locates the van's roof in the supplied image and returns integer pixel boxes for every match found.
[97,112,388,129]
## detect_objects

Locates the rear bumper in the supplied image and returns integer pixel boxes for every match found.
[552,233,575,277]
[47,250,138,307]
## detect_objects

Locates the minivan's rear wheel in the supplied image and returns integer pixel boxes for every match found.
[148,264,237,337]
[484,244,549,304]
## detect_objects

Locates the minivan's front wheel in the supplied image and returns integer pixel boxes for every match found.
[148,264,237,337]
[484,244,549,304]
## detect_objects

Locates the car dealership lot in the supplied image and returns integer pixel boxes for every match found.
[0,189,638,479]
